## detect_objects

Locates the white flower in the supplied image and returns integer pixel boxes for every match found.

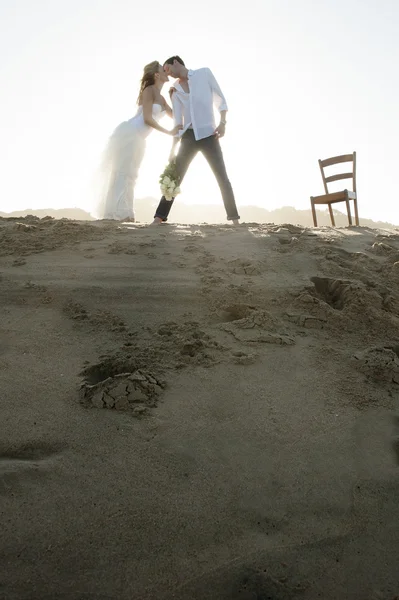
[160,162,181,200]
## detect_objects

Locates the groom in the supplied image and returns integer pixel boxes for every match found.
[152,56,240,225]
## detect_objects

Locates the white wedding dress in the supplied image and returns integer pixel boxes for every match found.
[95,104,165,220]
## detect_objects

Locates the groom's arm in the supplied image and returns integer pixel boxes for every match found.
[207,68,228,137]
[207,68,228,112]
[172,93,183,131]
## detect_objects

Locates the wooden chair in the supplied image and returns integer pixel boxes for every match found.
[310,152,359,227]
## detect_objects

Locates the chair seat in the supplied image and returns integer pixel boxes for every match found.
[311,190,357,204]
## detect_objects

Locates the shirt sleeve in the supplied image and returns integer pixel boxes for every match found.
[207,68,228,112]
[172,93,183,128]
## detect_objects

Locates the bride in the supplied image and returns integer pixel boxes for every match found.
[95,61,179,221]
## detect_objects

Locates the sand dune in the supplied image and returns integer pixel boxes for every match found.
[0,201,397,230]
[1,216,399,599]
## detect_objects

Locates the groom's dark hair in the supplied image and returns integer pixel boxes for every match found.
[164,55,185,67]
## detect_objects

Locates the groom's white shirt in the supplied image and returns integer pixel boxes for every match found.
[171,68,228,141]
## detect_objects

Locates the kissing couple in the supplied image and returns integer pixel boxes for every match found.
[96,56,240,226]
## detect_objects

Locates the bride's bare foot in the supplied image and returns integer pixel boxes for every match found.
[150,218,163,226]
[123,217,135,223]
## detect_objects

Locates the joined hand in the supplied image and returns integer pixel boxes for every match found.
[170,125,181,136]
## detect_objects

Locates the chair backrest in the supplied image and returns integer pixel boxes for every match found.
[318,152,356,194]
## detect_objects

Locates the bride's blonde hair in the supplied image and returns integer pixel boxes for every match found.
[137,61,161,104]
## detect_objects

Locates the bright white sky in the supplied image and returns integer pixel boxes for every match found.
[0,0,398,223]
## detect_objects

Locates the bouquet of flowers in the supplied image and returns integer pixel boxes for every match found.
[159,161,181,201]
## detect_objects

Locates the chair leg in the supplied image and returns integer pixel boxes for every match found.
[353,198,360,226]
[328,203,335,227]
[310,198,318,227]
[346,199,353,226]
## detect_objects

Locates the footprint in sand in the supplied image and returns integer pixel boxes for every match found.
[288,276,399,335]
[157,321,226,366]
[218,304,256,323]
[184,244,202,254]
[17,281,54,305]
[310,276,399,333]
[285,312,327,330]
[12,257,26,266]
[24,281,47,293]
[200,274,225,290]
[197,253,217,268]
[227,258,261,276]
[63,300,127,332]
[231,351,258,365]
[107,242,137,255]
[309,276,389,316]
[220,306,295,346]
[172,261,188,269]
[354,345,399,385]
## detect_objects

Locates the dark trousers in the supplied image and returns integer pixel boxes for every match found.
[154,129,240,221]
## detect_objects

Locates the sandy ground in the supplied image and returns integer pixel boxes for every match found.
[1,216,399,600]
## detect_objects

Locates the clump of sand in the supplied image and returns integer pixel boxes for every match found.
[0,215,106,256]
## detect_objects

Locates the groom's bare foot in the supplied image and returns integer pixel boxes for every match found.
[150,217,163,226]
[232,219,240,226]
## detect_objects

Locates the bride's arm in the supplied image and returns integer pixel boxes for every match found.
[142,87,176,135]
[168,93,182,161]
[161,96,173,118]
